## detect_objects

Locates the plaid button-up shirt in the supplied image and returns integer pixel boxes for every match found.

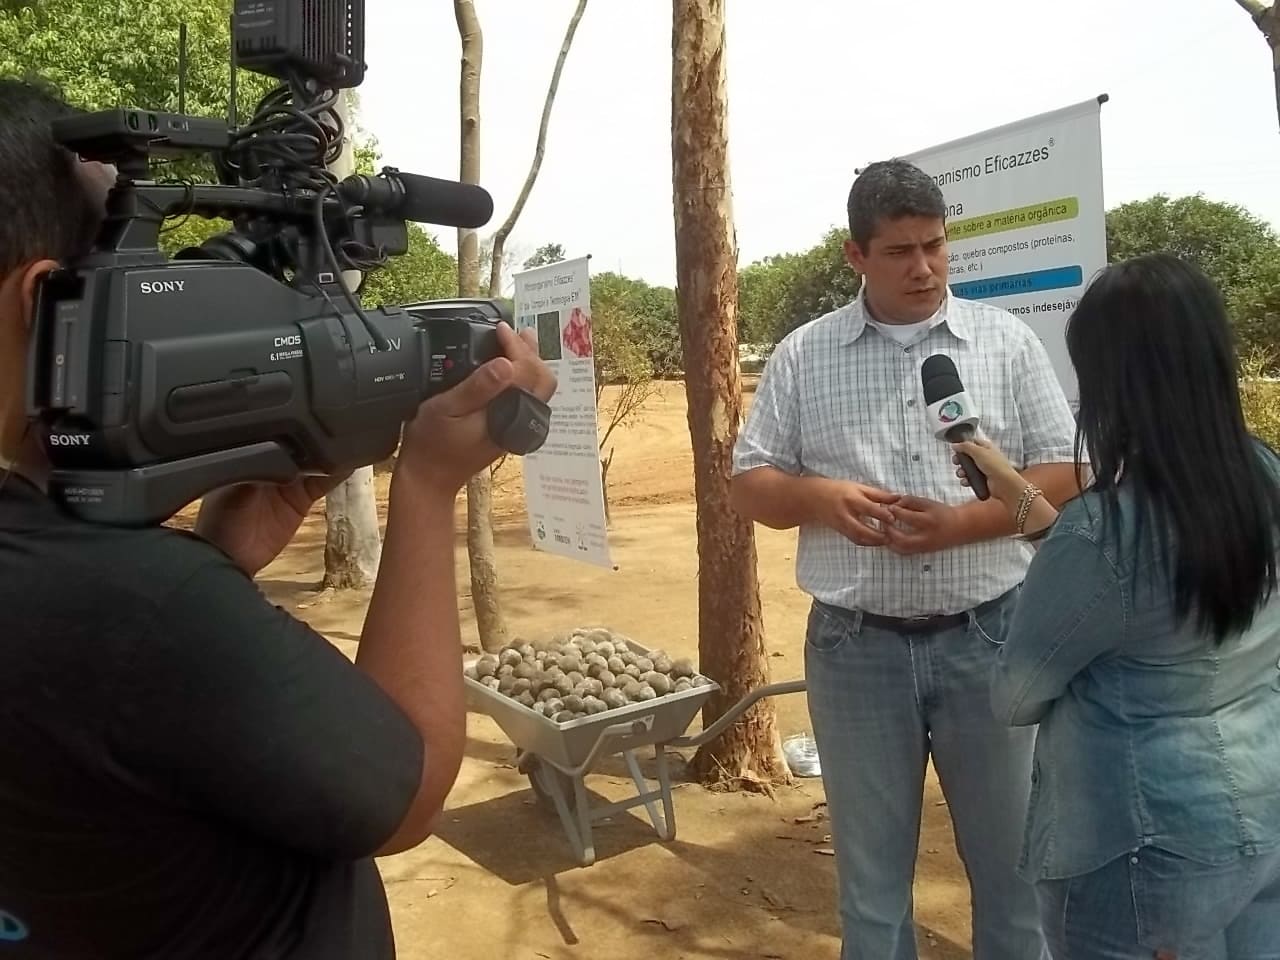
[734,291,1077,618]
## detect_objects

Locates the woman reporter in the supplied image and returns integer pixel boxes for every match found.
[953,253,1280,958]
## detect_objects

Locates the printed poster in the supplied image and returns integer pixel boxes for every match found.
[512,256,613,569]
[903,95,1109,404]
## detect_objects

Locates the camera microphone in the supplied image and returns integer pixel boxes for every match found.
[338,169,494,229]
[920,354,990,501]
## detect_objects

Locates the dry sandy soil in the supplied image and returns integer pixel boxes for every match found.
[239,380,977,960]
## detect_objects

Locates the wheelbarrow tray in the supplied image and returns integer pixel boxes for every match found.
[463,639,720,770]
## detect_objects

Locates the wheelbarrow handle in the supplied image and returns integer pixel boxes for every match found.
[667,679,808,749]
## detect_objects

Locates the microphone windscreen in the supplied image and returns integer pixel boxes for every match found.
[921,353,964,405]
[395,172,494,229]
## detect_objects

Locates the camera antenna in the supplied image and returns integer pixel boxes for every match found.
[178,22,188,115]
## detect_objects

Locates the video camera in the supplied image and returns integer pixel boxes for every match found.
[24,0,550,528]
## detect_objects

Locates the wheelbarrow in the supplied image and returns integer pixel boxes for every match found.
[464,640,807,867]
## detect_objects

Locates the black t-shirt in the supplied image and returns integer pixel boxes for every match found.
[0,474,424,959]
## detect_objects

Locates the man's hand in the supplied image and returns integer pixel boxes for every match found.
[884,496,966,555]
[397,323,557,496]
[194,472,352,578]
[814,479,902,547]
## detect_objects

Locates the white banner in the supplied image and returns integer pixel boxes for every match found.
[903,95,1109,404]
[512,256,613,569]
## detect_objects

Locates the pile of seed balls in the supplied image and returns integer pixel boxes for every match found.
[464,627,713,724]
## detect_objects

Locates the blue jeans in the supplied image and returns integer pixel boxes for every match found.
[805,591,1047,960]
[1038,845,1280,959]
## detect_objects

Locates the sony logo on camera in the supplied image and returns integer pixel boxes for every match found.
[138,280,187,295]
[48,433,92,447]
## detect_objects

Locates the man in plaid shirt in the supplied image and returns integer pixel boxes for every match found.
[732,159,1079,960]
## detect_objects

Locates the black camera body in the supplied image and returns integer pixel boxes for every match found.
[24,0,549,527]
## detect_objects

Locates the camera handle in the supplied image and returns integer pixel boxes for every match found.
[487,388,551,456]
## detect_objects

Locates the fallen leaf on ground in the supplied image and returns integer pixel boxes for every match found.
[815,847,835,856]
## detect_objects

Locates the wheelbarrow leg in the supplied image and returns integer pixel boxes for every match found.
[526,756,596,867]
[622,746,676,842]
[570,772,597,866]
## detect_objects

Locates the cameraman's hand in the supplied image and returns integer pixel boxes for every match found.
[194,472,351,578]
[397,324,556,497]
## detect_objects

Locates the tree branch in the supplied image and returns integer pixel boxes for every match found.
[486,0,590,296]
[1234,0,1270,23]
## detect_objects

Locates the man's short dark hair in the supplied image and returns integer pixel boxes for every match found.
[0,78,102,276]
[846,159,947,250]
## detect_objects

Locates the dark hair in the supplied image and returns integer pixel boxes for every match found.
[1068,253,1280,640]
[846,159,947,250]
[0,78,102,277]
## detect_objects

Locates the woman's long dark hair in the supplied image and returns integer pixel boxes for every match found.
[1067,253,1280,641]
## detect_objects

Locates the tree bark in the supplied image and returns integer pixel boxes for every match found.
[454,0,508,653]
[671,0,791,791]
[1232,0,1280,129]
[485,0,590,298]
[323,88,382,590]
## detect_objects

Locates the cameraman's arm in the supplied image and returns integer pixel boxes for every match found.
[354,477,465,856]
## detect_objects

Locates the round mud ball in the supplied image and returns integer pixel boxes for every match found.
[558,654,582,674]
[577,639,598,657]
[606,655,626,675]
[602,688,627,710]
[512,678,532,696]
[563,694,585,713]
[497,675,516,696]
[538,688,557,703]
[554,676,574,697]
[613,639,631,655]
[622,680,643,702]
[635,657,655,674]
[516,691,537,708]
[475,657,498,679]
[545,698,565,716]
[673,678,693,694]
[545,666,565,684]
[596,670,616,689]
[624,664,642,681]
[587,628,613,645]
[539,701,558,718]
[579,677,605,699]
[554,711,577,724]
[652,655,674,676]
[644,672,672,696]
[497,664,515,680]
[594,640,616,659]
[671,658,696,679]
[463,664,479,681]
[481,676,500,690]
[621,651,639,668]
[693,675,713,688]
[500,649,523,668]
[566,671,586,688]
[584,696,607,715]
[515,662,539,682]
[636,684,658,702]
[518,643,536,660]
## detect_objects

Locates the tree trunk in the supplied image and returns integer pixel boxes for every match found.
[454,0,508,653]
[323,468,381,588]
[1233,0,1280,129]
[671,0,791,791]
[323,89,382,590]
[600,448,614,527]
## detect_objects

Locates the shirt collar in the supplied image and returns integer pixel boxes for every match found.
[840,287,972,344]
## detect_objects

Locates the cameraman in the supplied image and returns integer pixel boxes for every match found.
[0,78,556,959]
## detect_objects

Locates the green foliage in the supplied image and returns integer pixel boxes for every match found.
[738,227,862,346]
[591,271,681,378]
[360,225,457,307]
[1106,195,1280,367]
[524,243,566,269]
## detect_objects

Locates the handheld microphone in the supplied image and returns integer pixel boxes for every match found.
[920,354,990,501]
[338,168,495,228]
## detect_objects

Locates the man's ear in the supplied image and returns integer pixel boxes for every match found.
[17,259,58,332]
[844,238,867,275]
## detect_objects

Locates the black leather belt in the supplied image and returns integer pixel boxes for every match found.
[817,587,1017,635]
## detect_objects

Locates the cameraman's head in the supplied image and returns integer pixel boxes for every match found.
[0,79,113,465]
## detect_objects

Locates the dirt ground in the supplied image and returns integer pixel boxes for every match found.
[247,380,976,960]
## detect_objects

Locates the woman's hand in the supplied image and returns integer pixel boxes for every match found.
[950,436,1029,510]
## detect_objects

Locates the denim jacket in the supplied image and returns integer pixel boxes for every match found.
[994,447,1280,881]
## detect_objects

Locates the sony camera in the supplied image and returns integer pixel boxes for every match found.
[24,0,550,528]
